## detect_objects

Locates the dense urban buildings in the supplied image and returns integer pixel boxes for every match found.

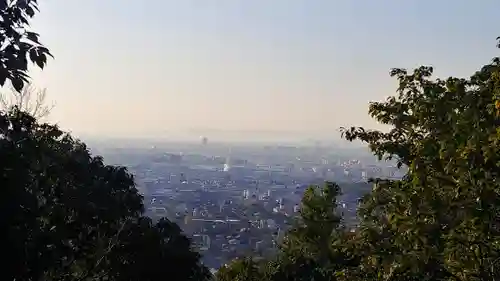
[93,140,404,270]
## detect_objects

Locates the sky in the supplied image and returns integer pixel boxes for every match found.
[25,0,500,141]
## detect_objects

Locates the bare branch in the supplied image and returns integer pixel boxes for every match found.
[0,82,55,119]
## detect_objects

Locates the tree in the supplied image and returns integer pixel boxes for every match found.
[216,257,263,281]
[216,183,361,281]
[0,108,209,281]
[0,0,52,91]
[0,2,211,281]
[0,82,54,119]
[340,38,500,281]
[0,108,140,280]
[97,217,211,281]
[225,182,356,281]
[280,182,342,263]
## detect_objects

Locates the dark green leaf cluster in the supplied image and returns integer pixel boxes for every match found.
[218,38,500,281]
[0,107,210,281]
[0,0,52,91]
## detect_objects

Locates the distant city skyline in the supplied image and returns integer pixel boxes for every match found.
[80,127,351,144]
[25,0,500,140]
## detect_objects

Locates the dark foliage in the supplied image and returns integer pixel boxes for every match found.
[0,0,52,91]
[0,3,210,280]
[0,108,209,281]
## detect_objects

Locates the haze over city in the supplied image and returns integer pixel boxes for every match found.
[24,0,499,142]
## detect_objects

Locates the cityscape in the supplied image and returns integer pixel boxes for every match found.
[92,138,406,271]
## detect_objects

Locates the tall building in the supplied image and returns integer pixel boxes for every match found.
[201,136,208,145]
[223,156,231,172]
[180,173,187,184]
[293,204,300,213]
[361,171,367,181]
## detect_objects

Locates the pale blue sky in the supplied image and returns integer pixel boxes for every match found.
[27,0,499,141]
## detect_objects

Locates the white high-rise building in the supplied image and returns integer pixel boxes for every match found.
[293,205,300,213]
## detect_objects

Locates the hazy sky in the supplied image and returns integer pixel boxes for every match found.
[26,0,500,141]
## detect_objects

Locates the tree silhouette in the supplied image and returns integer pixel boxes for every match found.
[0,108,210,281]
[0,0,52,91]
[0,2,209,281]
